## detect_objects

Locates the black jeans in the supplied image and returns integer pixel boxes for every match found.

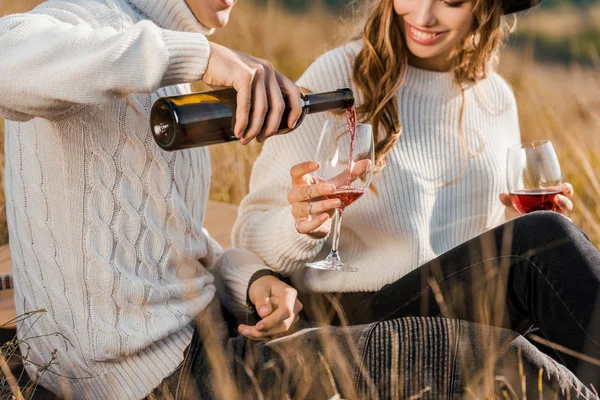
[303,211,600,390]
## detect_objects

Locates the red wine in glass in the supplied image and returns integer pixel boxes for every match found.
[509,189,561,214]
[326,186,366,209]
[306,116,374,272]
[506,140,562,215]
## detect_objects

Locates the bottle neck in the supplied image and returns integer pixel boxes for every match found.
[303,88,355,114]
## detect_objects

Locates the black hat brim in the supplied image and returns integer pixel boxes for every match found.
[502,0,543,14]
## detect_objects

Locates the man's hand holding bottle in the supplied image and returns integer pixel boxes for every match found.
[202,42,304,144]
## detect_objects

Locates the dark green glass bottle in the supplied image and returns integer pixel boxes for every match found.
[150,87,354,150]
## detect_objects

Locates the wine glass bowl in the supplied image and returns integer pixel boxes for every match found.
[506,140,562,214]
[306,117,374,272]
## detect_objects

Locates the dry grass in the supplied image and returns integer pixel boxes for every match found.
[0,2,598,396]
[514,3,600,39]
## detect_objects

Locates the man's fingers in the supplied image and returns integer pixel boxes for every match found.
[276,72,303,129]
[234,81,252,138]
[243,71,268,143]
[258,63,285,143]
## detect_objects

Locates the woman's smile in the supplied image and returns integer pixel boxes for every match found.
[405,21,449,45]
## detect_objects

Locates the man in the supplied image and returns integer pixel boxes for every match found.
[0,0,593,398]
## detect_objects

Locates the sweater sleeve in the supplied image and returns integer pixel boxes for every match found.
[231,44,359,277]
[0,1,210,121]
[212,248,270,318]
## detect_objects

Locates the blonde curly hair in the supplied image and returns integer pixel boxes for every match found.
[352,0,511,174]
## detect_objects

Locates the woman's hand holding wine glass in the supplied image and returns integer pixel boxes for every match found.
[499,183,574,221]
[501,140,574,220]
[289,159,374,238]
[287,117,374,272]
[288,161,338,239]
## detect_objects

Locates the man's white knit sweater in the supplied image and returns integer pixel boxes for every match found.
[0,0,218,398]
[217,41,521,316]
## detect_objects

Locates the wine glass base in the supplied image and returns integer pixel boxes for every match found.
[306,258,358,272]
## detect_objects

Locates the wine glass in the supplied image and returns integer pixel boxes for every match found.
[506,140,562,214]
[306,118,375,272]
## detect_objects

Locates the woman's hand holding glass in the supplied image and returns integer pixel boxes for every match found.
[501,140,574,221]
[499,183,575,221]
[288,159,374,239]
[288,161,337,238]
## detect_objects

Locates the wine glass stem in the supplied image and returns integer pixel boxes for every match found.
[331,208,344,257]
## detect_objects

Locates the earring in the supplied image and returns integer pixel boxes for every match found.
[471,33,480,49]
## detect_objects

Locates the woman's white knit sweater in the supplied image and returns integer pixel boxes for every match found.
[0,0,218,398]
[217,41,521,316]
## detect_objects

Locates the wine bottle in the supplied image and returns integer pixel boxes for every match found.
[150,87,354,150]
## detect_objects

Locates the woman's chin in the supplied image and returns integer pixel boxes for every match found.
[406,46,441,61]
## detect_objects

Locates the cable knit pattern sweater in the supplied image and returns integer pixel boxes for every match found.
[217,41,521,316]
[0,0,218,398]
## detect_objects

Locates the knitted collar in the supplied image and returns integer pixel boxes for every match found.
[126,0,214,34]
[402,65,462,97]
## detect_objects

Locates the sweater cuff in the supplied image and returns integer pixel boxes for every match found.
[160,29,211,87]
[212,249,271,318]
[276,207,328,259]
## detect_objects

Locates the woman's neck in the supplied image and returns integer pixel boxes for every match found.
[407,51,453,72]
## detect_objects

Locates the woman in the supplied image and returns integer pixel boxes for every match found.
[216,0,600,389]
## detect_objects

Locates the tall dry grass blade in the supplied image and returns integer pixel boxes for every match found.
[496,375,521,399]
[529,334,600,368]
[408,386,432,400]
[518,348,526,400]
[538,368,543,400]
[194,307,241,400]
[0,349,24,400]
[234,355,265,400]
[318,351,341,399]
[389,328,399,400]
[427,276,451,320]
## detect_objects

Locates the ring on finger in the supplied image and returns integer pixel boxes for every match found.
[304,185,314,200]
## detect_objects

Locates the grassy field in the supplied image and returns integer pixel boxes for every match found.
[0,0,599,248]
[1,2,600,398]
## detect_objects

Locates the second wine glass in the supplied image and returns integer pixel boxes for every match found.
[506,140,562,214]
[306,118,374,272]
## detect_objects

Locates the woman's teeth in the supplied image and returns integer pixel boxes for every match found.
[410,27,439,40]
